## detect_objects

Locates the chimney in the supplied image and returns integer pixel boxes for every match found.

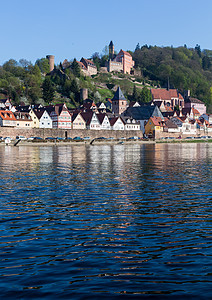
[46,55,55,72]
[184,89,190,99]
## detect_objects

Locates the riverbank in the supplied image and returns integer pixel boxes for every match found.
[0,139,156,147]
[156,137,212,143]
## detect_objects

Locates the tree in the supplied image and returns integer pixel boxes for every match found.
[70,78,79,94]
[71,58,81,77]
[195,44,201,57]
[42,76,54,103]
[135,43,140,52]
[140,87,152,103]
[19,59,32,70]
[92,52,101,71]
[35,58,50,74]
[202,56,211,70]
[132,85,140,101]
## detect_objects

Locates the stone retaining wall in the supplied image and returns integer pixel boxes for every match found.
[155,130,208,139]
[0,127,143,140]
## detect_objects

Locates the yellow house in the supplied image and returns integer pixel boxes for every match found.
[72,112,86,129]
[29,109,40,128]
[14,112,33,128]
[145,116,164,137]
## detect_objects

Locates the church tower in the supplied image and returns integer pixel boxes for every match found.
[112,86,128,115]
[109,41,114,60]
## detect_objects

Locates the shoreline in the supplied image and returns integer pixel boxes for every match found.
[1,138,212,146]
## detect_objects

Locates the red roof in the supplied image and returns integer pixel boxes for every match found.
[192,107,200,115]
[151,88,184,100]
[150,116,163,126]
[0,110,16,121]
[119,49,132,57]
[77,61,87,70]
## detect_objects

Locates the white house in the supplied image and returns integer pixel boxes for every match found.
[123,117,140,130]
[81,111,101,130]
[34,110,52,128]
[97,113,111,130]
[109,117,125,130]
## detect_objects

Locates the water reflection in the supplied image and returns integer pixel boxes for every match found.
[0,143,212,298]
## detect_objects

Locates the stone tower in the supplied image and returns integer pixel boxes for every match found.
[46,55,55,72]
[80,88,88,101]
[112,86,128,115]
[109,41,114,60]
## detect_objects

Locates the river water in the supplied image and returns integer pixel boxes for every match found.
[0,143,211,299]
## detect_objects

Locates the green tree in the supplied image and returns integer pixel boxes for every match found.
[71,58,81,77]
[135,43,140,52]
[140,87,152,103]
[195,44,201,57]
[202,56,211,70]
[132,85,140,101]
[36,58,50,74]
[42,76,54,103]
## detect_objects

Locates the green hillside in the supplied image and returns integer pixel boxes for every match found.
[1,44,212,112]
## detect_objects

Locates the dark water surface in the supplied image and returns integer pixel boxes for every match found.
[0,143,211,299]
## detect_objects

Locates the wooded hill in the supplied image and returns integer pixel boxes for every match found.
[0,44,212,112]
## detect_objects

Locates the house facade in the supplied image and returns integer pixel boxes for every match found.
[0,110,16,127]
[109,117,125,130]
[81,112,101,130]
[34,110,52,128]
[184,97,206,115]
[14,112,32,128]
[29,109,40,128]
[97,113,111,130]
[72,112,86,129]
[50,104,72,129]
[79,58,97,76]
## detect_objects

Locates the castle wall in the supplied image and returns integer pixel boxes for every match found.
[108,60,123,72]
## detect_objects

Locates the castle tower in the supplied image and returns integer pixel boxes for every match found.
[109,41,114,60]
[112,86,128,115]
[80,88,88,101]
[46,55,55,72]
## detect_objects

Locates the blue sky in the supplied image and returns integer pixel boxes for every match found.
[1,0,212,65]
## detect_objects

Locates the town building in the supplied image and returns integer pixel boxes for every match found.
[124,104,164,133]
[145,116,164,137]
[97,113,111,130]
[49,103,72,129]
[107,41,135,74]
[81,111,101,130]
[34,109,53,128]
[71,112,86,130]
[0,99,14,111]
[109,116,125,130]
[14,112,32,128]
[122,116,141,130]
[151,88,184,110]
[184,93,206,115]
[0,110,16,127]
[112,87,128,115]
[78,58,98,76]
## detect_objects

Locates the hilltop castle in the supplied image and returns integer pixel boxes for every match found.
[107,41,135,74]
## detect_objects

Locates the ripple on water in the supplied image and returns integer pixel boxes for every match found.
[0,144,212,299]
